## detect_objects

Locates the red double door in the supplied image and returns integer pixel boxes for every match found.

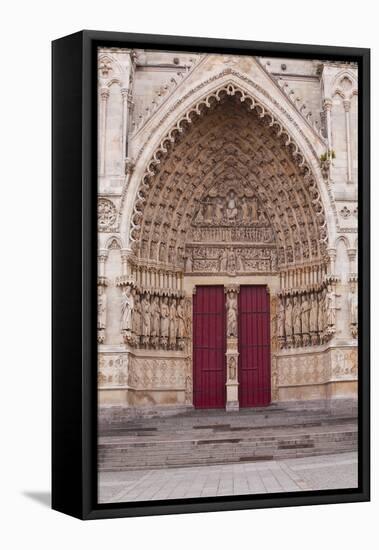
[193,285,270,409]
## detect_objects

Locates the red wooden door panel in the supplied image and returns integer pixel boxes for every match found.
[193,286,226,408]
[238,286,271,407]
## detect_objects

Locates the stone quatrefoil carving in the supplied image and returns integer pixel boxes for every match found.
[129,87,328,271]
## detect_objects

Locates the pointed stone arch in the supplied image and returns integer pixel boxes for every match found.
[120,70,337,279]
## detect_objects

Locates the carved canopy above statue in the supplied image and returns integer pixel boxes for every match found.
[131,92,328,270]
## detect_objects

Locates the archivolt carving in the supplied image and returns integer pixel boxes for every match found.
[129,91,328,270]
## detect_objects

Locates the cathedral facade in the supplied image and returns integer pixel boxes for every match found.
[97,49,358,413]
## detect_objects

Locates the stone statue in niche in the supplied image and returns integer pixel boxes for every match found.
[160,296,170,348]
[150,295,161,348]
[204,197,214,224]
[277,299,285,348]
[185,251,193,272]
[326,284,339,336]
[169,298,177,349]
[241,197,250,223]
[227,248,237,274]
[285,297,293,344]
[318,289,326,340]
[226,190,238,221]
[132,290,141,345]
[258,209,266,223]
[301,294,311,334]
[159,242,167,262]
[97,286,107,330]
[177,298,186,345]
[301,294,311,346]
[219,249,228,271]
[228,356,237,380]
[226,293,238,337]
[121,285,134,340]
[309,292,318,344]
[349,284,358,338]
[97,286,107,344]
[292,296,302,346]
[236,251,244,271]
[214,198,224,222]
[141,294,151,346]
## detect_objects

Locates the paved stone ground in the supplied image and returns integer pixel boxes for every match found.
[98,451,357,503]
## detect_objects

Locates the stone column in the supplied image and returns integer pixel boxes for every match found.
[347,248,357,276]
[323,98,333,152]
[225,285,240,412]
[120,87,129,162]
[343,99,353,184]
[99,87,110,176]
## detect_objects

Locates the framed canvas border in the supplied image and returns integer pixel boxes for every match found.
[52,30,370,520]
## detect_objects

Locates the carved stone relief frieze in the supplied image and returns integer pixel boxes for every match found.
[278,353,327,387]
[128,357,187,389]
[98,353,129,387]
[331,348,357,380]
[185,245,277,275]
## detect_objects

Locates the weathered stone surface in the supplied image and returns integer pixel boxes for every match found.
[97,49,358,410]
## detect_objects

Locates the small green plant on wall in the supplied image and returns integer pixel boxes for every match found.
[320,149,336,162]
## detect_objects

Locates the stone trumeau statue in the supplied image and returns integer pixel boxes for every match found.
[226,293,238,337]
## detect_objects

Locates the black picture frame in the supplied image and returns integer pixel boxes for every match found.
[52,30,370,520]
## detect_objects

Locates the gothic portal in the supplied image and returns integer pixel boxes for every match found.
[97,50,358,413]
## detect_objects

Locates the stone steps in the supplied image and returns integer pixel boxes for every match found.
[98,412,357,471]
